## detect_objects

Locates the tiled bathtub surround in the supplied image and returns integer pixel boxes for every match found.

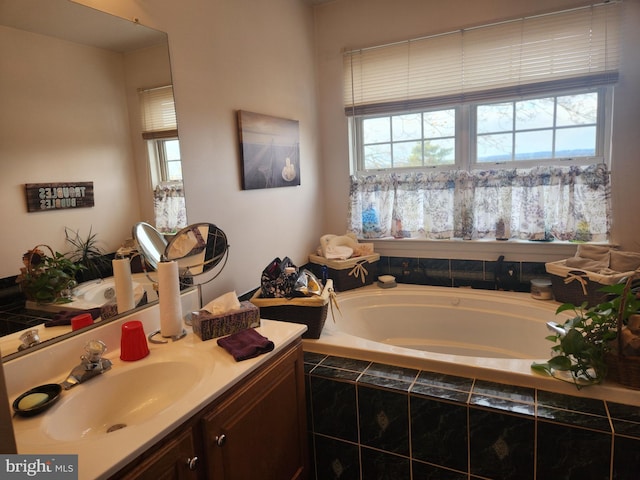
[304,352,640,480]
[376,255,548,292]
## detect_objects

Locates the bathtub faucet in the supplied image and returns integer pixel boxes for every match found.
[546,322,566,337]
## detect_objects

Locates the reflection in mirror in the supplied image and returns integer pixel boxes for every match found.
[133,222,230,286]
[133,222,168,272]
[166,223,230,283]
[0,1,181,360]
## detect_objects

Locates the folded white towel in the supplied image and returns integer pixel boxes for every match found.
[325,245,353,260]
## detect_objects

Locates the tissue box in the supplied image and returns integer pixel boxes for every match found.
[309,253,380,291]
[191,301,260,341]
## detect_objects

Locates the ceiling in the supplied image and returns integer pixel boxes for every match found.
[0,0,166,52]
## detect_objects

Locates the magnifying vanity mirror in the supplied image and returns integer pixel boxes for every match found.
[135,222,230,286]
[132,222,229,321]
[133,222,168,272]
[165,223,230,281]
[0,0,184,361]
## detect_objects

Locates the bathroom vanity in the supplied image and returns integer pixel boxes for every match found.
[112,339,306,479]
[4,289,308,480]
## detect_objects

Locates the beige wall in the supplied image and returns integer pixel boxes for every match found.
[75,0,323,303]
[0,26,143,278]
[314,0,640,253]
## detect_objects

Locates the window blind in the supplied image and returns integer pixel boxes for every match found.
[343,2,621,116]
[139,85,178,139]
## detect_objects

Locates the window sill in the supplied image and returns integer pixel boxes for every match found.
[366,237,609,263]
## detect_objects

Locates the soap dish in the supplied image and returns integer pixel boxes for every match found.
[377,275,397,288]
[13,383,62,417]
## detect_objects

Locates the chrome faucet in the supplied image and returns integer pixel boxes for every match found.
[61,340,112,390]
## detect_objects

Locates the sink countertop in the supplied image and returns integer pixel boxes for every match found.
[5,293,307,480]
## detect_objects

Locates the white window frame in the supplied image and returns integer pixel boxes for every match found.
[153,137,182,183]
[351,86,613,175]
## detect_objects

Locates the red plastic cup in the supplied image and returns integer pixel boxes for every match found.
[120,320,150,361]
[71,313,94,331]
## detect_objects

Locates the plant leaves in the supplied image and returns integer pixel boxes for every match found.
[531,363,552,376]
[556,303,579,314]
[547,355,572,371]
[559,328,585,355]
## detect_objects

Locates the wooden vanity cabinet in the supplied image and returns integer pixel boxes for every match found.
[113,426,200,480]
[200,338,307,480]
[112,339,307,480]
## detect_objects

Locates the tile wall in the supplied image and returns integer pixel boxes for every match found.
[375,256,549,292]
[304,351,640,480]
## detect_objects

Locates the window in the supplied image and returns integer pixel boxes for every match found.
[149,137,183,183]
[360,109,456,170]
[476,91,601,164]
[343,2,620,242]
[139,85,182,184]
[138,85,186,233]
[355,88,607,172]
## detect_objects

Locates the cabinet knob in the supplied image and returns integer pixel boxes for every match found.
[186,456,198,471]
[215,434,227,447]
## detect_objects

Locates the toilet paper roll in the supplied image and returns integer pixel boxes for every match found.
[113,258,135,314]
[158,260,183,337]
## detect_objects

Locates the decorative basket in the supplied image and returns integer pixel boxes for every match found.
[603,353,640,390]
[308,254,379,291]
[604,275,640,390]
[249,279,333,339]
[545,260,632,307]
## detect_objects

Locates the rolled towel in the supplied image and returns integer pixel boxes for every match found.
[217,328,274,361]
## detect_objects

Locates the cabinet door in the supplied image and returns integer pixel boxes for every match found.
[116,427,200,480]
[202,342,307,480]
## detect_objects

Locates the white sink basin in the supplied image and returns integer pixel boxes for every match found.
[43,356,209,442]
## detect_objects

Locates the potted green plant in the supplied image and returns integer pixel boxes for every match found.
[16,245,85,304]
[532,277,640,389]
[64,226,111,282]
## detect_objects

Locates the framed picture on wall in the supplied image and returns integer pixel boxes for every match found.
[237,110,300,190]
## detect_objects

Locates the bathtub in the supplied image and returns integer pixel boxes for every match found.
[303,283,640,406]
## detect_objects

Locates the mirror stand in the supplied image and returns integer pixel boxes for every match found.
[133,222,230,313]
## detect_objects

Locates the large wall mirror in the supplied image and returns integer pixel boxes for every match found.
[0,0,185,360]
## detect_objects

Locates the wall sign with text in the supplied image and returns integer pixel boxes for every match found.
[25,182,94,212]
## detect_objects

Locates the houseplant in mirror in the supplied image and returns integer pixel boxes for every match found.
[532,276,640,389]
[16,245,85,305]
[64,226,111,282]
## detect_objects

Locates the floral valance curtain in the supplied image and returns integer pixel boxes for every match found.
[154,182,187,234]
[348,164,610,242]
